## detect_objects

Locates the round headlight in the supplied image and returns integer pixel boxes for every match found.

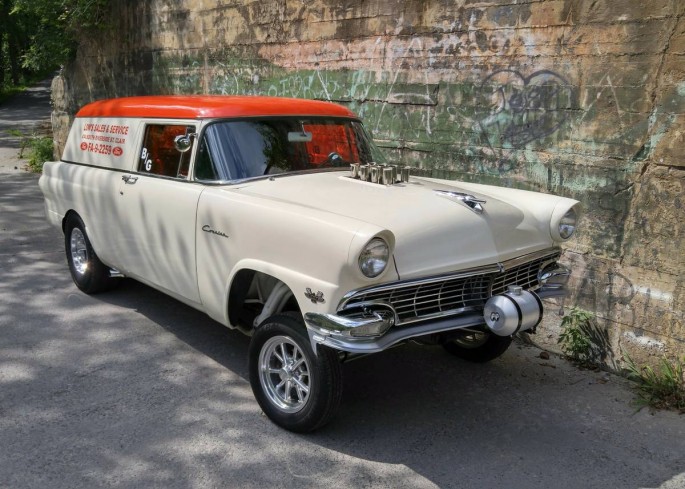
[358,238,389,278]
[558,208,577,239]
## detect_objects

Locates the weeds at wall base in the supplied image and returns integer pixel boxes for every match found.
[557,307,610,369]
[624,353,685,414]
[558,306,685,413]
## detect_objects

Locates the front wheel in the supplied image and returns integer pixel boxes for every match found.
[442,330,512,363]
[248,314,342,432]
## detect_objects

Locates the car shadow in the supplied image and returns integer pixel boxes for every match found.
[93,279,685,489]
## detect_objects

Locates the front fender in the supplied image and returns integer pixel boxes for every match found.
[220,259,341,327]
[196,186,398,327]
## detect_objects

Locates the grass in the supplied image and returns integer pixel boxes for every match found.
[624,353,685,413]
[5,129,54,172]
[0,85,29,105]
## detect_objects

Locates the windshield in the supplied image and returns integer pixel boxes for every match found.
[195,117,386,181]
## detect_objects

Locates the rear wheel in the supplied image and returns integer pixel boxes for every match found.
[248,314,342,432]
[64,214,118,294]
[442,330,512,363]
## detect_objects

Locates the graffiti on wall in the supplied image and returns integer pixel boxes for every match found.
[476,69,573,149]
[179,57,575,174]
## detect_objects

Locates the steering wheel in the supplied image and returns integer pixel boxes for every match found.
[320,152,345,168]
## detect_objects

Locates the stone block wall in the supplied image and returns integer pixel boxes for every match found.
[53,0,685,366]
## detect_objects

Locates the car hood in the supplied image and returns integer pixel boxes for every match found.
[230,171,572,279]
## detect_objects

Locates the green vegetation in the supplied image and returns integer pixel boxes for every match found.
[7,128,53,172]
[557,307,601,367]
[0,0,108,98]
[25,135,53,172]
[625,353,685,413]
[557,308,684,413]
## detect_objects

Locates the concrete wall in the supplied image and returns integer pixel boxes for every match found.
[53,0,685,366]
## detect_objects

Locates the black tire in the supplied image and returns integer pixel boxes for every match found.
[64,214,118,294]
[442,330,513,363]
[248,314,342,432]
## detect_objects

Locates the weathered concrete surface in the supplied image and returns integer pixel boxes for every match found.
[1,170,685,489]
[52,0,685,366]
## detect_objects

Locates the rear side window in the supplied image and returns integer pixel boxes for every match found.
[138,124,195,178]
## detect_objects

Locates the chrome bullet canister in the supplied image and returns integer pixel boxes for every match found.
[389,165,398,183]
[401,166,411,183]
[350,163,360,178]
[370,165,380,184]
[381,167,394,185]
[359,164,370,181]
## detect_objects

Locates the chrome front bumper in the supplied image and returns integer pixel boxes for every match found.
[305,285,568,354]
[304,264,570,355]
[304,310,487,354]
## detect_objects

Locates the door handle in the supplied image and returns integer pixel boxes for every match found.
[122,175,138,184]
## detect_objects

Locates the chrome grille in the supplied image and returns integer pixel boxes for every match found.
[491,253,559,296]
[341,250,560,326]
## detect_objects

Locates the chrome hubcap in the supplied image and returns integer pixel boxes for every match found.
[259,335,311,413]
[70,228,89,276]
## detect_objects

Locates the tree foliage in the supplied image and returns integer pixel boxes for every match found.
[0,0,108,88]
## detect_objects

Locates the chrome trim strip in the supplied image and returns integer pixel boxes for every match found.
[499,248,561,271]
[194,167,348,186]
[433,189,486,214]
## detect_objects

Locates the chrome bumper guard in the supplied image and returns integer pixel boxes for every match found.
[538,263,571,291]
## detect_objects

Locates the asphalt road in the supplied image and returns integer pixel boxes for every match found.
[1,86,685,489]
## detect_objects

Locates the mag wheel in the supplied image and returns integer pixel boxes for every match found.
[249,314,342,432]
[64,214,118,294]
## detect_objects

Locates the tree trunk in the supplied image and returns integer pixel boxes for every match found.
[0,33,6,88]
[8,31,19,85]
[0,0,9,87]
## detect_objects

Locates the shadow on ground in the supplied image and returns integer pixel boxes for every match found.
[2,175,684,489]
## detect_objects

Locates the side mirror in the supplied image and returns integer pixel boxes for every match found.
[174,133,196,153]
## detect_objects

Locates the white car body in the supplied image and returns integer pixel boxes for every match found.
[39,95,579,431]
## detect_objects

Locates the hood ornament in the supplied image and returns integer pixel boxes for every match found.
[433,190,486,214]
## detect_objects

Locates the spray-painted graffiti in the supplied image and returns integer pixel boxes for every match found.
[157,59,578,182]
[476,69,573,149]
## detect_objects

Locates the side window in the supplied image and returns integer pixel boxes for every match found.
[138,124,195,178]
[195,135,219,180]
[195,121,290,181]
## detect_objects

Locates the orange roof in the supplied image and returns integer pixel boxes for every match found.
[75,95,359,119]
